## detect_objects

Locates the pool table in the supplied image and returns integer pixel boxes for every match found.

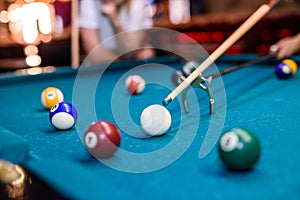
[0,54,300,200]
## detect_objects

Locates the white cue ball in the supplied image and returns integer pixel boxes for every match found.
[140,104,172,136]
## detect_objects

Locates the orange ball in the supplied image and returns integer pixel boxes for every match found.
[40,87,64,109]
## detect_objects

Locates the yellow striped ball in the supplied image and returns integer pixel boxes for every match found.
[282,59,297,75]
[41,87,64,109]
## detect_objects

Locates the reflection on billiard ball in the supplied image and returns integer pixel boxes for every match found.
[218,128,261,171]
[41,87,64,109]
[84,120,121,158]
[182,61,198,77]
[49,102,77,130]
[275,59,298,79]
[125,75,145,94]
[140,104,172,136]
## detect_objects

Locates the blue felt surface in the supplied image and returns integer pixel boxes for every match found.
[0,126,29,164]
[0,55,300,200]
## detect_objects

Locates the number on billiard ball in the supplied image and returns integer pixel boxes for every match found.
[84,120,121,158]
[218,128,261,171]
[41,87,64,109]
[275,59,298,79]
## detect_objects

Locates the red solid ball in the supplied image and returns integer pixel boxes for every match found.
[84,120,121,158]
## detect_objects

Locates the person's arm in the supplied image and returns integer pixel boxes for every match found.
[79,0,120,63]
[80,28,118,63]
[270,33,300,59]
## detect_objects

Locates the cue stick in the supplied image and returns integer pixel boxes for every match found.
[71,0,80,68]
[163,0,280,106]
[209,54,275,79]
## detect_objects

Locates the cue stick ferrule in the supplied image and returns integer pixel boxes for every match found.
[162,97,172,106]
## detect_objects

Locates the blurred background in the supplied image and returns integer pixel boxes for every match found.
[0,0,300,72]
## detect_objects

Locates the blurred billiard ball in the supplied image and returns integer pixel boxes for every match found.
[125,75,145,94]
[49,102,77,130]
[275,59,297,79]
[182,61,198,77]
[84,120,121,158]
[41,87,64,109]
[218,128,261,171]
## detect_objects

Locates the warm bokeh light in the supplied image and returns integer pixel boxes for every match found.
[7,9,19,22]
[0,10,9,23]
[27,67,43,75]
[21,15,39,43]
[22,2,52,43]
[24,0,35,3]
[15,66,56,76]
[25,54,41,66]
[36,4,52,34]
[8,19,22,34]
[7,2,53,44]
[24,45,39,56]
[40,34,52,43]
[15,0,56,3]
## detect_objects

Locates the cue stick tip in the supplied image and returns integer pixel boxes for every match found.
[162,97,172,106]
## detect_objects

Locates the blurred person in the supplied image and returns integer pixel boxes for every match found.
[270,33,300,60]
[78,0,156,64]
